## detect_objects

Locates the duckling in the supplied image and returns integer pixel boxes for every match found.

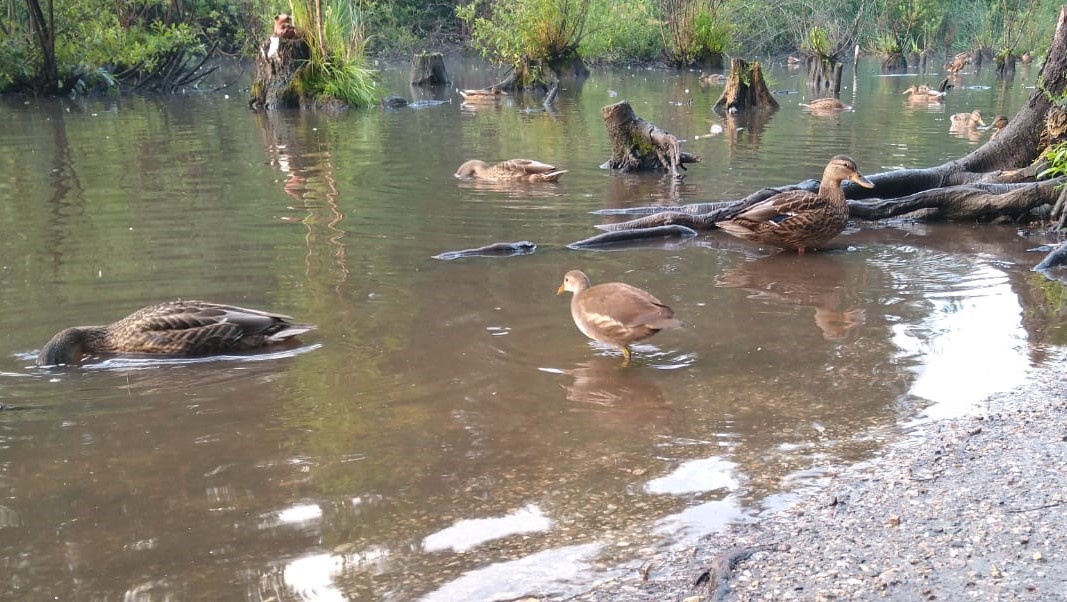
[454,159,566,182]
[557,270,681,363]
[950,110,986,128]
[988,114,1009,139]
[36,301,314,366]
[716,155,874,253]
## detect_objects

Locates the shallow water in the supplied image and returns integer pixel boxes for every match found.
[1,57,1064,601]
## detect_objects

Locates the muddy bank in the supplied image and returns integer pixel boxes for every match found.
[571,353,1067,601]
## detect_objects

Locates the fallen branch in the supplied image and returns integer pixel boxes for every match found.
[692,544,778,601]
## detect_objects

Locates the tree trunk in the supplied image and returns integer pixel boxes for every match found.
[882,52,907,72]
[996,53,1016,80]
[808,56,842,95]
[714,58,779,113]
[25,0,57,93]
[249,37,312,110]
[600,101,700,179]
[593,5,1067,233]
[410,52,450,86]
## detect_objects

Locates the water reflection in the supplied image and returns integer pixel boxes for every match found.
[257,111,350,289]
[722,108,775,153]
[716,253,867,341]
[551,357,669,419]
[422,504,551,553]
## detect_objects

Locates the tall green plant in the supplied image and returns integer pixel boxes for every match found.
[580,0,660,63]
[658,0,730,66]
[287,0,379,108]
[457,0,590,68]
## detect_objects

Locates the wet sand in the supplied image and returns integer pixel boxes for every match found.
[572,352,1067,601]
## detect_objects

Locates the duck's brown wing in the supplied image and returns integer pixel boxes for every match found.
[115,301,312,355]
[579,284,678,330]
[734,190,822,225]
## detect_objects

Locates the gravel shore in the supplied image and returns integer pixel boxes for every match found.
[571,354,1067,601]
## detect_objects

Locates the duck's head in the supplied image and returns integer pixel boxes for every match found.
[824,155,875,189]
[37,327,90,366]
[557,270,591,295]
[454,160,488,178]
[970,110,986,126]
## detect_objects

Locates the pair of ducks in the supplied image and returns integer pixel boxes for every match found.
[38,157,875,366]
[485,155,875,360]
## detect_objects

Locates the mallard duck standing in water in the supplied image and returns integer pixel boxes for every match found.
[557,270,681,363]
[950,110,986,128]
[455,159,567,182]
[716,155,875,253]
[37,301,314,366]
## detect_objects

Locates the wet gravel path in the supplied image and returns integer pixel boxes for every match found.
[569,355,1067,601]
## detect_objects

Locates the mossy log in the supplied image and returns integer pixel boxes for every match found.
[249,36,311,110]
[600,101,700,179]
[410,52,450,86]
[713,58,779,113]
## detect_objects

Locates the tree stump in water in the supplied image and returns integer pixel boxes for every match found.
[600,101,700,179]
[996,53,1016,80]
[249,36,311,110]
[882,52,907,72]
[713,58,778,113]
[410,52,450,86]
[808,56,843,95]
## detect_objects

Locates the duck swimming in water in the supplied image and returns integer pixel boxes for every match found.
[37,301,314,366]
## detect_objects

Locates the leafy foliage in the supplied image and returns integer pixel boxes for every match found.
[457,0,590,68]
[580,0,660,63]
[1039,141,1067,181]
[658,0,731,66]
[287,0,380,108]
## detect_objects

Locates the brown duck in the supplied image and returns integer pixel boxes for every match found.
[455,159,567,182]
[902,84,945,103]
[950,109,986,128]
[800,97,850,111]
[988,114,1009,139]
[716,155,874,253]
[37,301,314,366]
[557,270,681,362]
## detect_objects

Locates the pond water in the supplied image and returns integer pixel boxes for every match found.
[1,56,1065,601]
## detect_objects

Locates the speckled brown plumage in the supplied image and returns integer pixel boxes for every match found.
[902,85,945,103]
[950,110,986,128]
[715,155,874,253]
[557,270,681,362]
[801,97,849,110]
[989,115,1009,139]
[454,159,567,182]
[37,301,314,366]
